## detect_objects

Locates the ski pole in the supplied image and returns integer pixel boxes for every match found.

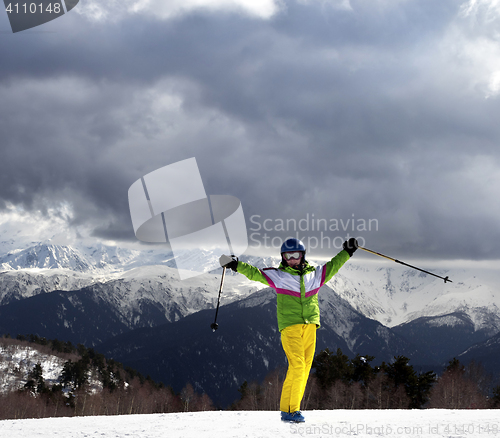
[210,266,227,332]
[358,246,452,283]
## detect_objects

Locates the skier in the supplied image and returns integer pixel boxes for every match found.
[220,236,358,423]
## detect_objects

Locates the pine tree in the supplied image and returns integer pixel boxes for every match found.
[384,356,437,408]
[351,354,376,387]
[313,348,353,389]
[24,362,47,394]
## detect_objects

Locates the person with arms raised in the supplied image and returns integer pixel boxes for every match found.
[220,236,358,423]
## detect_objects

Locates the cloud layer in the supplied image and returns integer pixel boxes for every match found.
[1,0,500,262]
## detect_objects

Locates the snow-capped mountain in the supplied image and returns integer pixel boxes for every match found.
[0,264,267,345]
[326,261,500,330]
[0,269,97,305]
[87,264,266,325]
[97,286,428,407]
[395,311,500,364]
[0,241,278,277]
[2,242,500,336]
[2,241,500,375]
[0,243,266,305]
[0,243,95,272]
[320,260,500,365]
[0,242,167,273]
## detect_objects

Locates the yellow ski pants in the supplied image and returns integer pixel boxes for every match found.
[280,323,317,413]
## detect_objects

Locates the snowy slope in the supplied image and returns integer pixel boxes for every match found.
[89,264,266,325]
[0,342,67,393]
[326,261,500,330]
[0,269,97,305]
[1,409,500,438]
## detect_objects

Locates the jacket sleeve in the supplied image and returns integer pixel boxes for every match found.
[323,249,351,284]
[235,261,272,287]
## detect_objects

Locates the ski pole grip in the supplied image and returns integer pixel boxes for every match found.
[219,254,235,268]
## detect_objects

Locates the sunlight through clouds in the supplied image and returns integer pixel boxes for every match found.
[76,0,282,22]
[461,0,500,21]
[0,203,76,249]
[455,0,500,97]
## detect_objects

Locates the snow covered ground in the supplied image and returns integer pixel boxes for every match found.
[1,409,500,438]
[0,343,68,393]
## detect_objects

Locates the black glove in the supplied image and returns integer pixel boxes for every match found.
[219,255,238,272]
[343,238,358,257]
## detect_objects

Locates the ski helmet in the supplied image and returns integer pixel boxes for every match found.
[280,238,306,255]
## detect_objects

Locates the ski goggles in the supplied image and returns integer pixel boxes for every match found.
[283,251,302,260]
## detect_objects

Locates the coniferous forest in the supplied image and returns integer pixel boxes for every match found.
[233,349,493,411]
[1,335,499,420]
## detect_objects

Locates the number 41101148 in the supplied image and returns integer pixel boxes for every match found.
[5,3,62,14]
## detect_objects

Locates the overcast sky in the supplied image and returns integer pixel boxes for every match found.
[1,0,500,263]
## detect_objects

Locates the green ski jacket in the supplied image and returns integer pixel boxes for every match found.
[236,249,351,331]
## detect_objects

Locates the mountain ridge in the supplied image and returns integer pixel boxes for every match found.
[2,242,499,332]
[95,286,432,407]
[1,241,500,390]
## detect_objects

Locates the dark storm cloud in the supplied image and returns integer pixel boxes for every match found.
[0,0,500,261]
